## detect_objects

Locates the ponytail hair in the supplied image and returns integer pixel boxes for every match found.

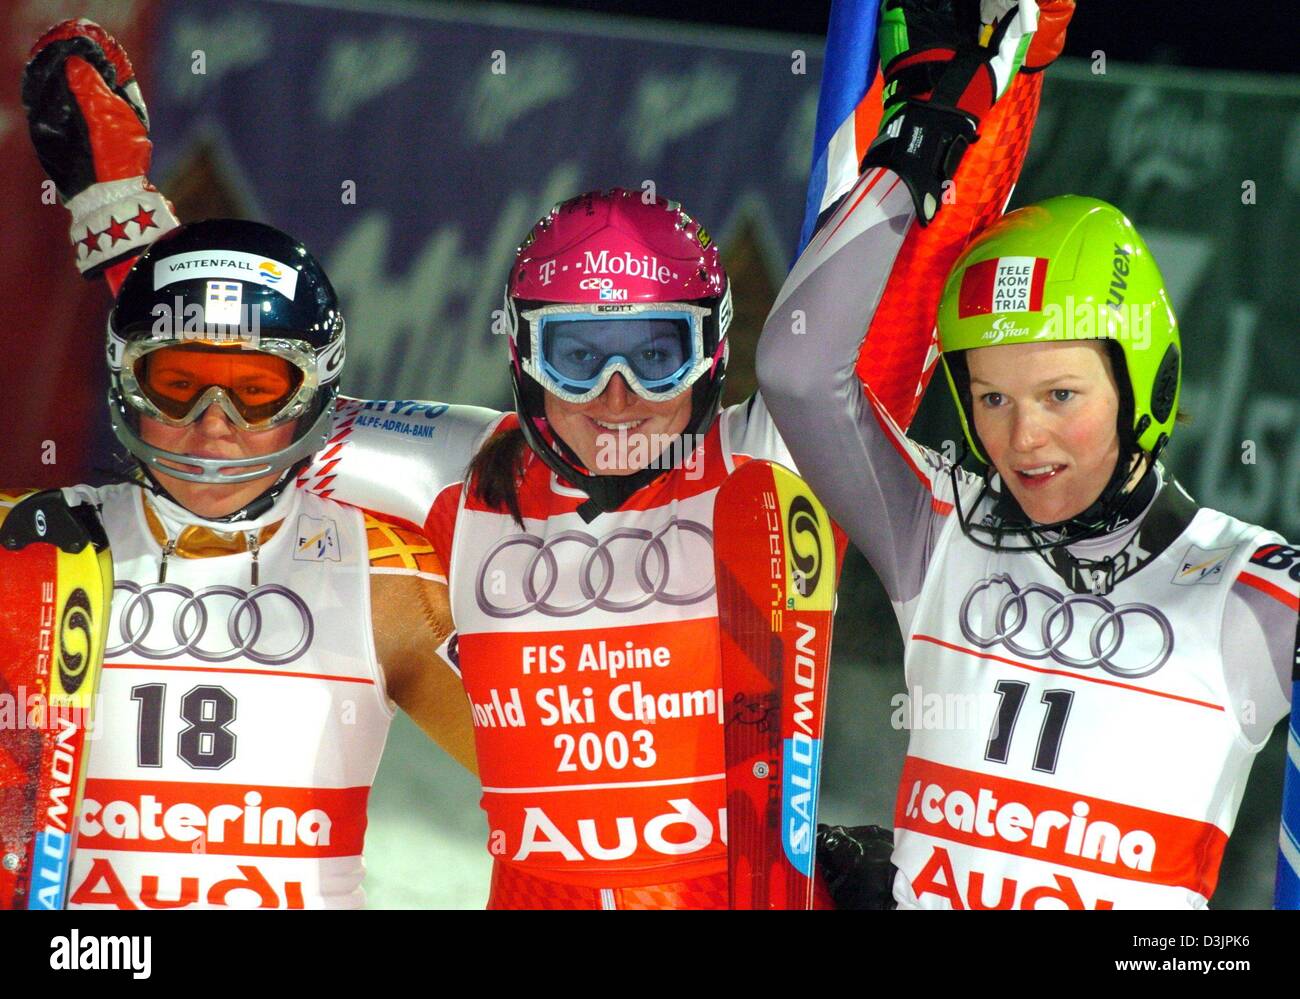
[466,427,531,527]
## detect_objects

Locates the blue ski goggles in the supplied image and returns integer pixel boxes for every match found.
[523,303,715,403]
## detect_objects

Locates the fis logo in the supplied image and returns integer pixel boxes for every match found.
[1172,545,1235,586]
[293,515,341,563]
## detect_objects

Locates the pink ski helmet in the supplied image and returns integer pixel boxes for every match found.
[510,187,727,304]
[506,188,732,516]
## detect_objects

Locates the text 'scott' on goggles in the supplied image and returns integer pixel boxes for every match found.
[117,340,320,431]
[522,302,719,404]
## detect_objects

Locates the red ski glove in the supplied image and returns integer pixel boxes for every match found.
[863,0,1040,224]
[1022,0,1075,72]
[22,19,178,278]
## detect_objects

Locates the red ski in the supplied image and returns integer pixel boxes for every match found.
[0,490,112,909]
[714,460,845,909]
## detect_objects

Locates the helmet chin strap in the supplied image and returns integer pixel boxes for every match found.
[573,468,670,523]
[952,422,1165,554]
[109,385,338,525]
[996,444,1150,534]
[129,457,302,524]
[141,466,300,534]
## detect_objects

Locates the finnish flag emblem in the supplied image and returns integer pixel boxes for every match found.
[204,280,243,326]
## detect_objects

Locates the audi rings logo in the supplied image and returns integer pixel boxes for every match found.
[58,588,94,694]
[106,581,315,665]
[958,574,1174,678]
[475,518,715,617]
[787,496,823,597]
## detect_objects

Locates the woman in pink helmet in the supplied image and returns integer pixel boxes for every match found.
[361,3,1067,908]
[411,188,792,908]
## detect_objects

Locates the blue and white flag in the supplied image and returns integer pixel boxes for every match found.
[796,0,882,257]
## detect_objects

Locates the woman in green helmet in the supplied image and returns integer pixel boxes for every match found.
[758,179,1298,908]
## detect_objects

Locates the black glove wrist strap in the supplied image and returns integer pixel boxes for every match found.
[861,98,978,224]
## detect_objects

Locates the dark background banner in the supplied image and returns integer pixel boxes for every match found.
[143,0,823,409]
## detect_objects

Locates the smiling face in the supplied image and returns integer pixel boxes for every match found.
[139,407,298,519]
[966,340,1124,525]
[543,373,693,476]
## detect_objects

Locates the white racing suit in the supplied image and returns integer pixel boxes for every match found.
[31,482,418,909]
[756,168,1299,908]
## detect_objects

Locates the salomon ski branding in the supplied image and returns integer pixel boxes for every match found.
[781,622,823,873]
[57,588,93,694]
[716,461,844,908]
[1,491,111,910]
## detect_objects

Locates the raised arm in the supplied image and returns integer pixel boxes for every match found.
[23,20,179,291]
[757,0,1069,613]
[757,171,950,611]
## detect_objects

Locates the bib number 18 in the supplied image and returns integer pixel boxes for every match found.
[131,683,238,770]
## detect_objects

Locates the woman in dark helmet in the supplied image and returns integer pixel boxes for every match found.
[3,219,475,909]
[759,179,1299,907]
[105,221,345,521]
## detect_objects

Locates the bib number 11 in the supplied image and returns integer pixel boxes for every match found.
[984,679,1073,774]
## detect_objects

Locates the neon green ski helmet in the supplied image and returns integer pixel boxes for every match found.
[937,195,1181,465]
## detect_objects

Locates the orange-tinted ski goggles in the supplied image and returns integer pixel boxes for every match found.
[121,341,316,431]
